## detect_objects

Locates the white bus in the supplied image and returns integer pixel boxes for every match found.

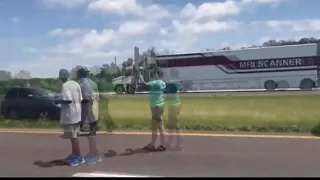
[156,43,320,91]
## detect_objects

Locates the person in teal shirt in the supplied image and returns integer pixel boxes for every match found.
[139,69,166,152]
[165,71,182,150]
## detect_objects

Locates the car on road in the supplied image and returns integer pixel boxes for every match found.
[0,87,61,121]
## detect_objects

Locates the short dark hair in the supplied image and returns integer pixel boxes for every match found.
[151,68,163,78]
[150,68,163,78]
[166,83,178,93]
[157,69,163,77]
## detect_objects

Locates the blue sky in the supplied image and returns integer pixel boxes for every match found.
[0,0,320,78]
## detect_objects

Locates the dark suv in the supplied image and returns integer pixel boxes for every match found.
[1,87,60,121]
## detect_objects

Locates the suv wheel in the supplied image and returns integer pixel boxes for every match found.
[115,85,124,94]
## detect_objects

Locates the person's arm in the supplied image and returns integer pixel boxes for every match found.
[178,82,183,91]
[161,81,166,92]
[54,85,72,104]
[138,72,153,85]
[93,81,100,101]
[78,84,84,104]
[138,73,147,85]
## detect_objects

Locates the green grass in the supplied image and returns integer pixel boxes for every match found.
[1,94,320,133]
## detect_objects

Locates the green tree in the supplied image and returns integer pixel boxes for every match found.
[0,70,12,81]
[14,70,31,79]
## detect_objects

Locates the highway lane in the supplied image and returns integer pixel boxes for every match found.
[0,132,320,177]
[104,90,320,97]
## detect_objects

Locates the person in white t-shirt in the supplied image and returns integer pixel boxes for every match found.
[54,69,84,167]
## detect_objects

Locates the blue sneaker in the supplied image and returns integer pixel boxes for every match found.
[85,155,102,165]
[65,155,85,163]
[65,154,75,161]
[78,156,85,164]
[66,156,85,167]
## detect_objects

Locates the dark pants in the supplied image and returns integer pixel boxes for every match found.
[80,121,99,135]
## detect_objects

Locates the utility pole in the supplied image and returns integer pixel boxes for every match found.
[133,47,140,95]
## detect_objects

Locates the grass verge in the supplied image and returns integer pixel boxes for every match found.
[1,94,320,133]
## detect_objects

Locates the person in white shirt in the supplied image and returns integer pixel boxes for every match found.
[54,69,84,167]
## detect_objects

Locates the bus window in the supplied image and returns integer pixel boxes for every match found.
[173,59,185,67]
[167,59,174,67]
[157,60,168,68]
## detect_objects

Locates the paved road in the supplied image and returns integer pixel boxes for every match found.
[107,90,320,97]
[0,132,320,177]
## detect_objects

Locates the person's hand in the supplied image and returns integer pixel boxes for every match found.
[81,99,89,104]
[53,99,60,104]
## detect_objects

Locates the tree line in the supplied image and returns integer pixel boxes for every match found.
[0,37,319,94]
[0,47,162,94]
[211,37,320,51]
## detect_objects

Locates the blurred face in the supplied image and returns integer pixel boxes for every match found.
[77,69,88,79]
[150,72,155,80]
[58,77,67,82]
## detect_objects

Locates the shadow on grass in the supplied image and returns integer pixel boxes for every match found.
[33,159,68,168]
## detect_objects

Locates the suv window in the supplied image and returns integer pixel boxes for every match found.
[31,88,55,98]
[5,89,19,98]
[17,88,31,98]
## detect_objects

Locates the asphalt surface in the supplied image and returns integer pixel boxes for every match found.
[107,90,320,97]
[0,132,320,177]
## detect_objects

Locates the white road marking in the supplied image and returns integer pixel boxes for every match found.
[72,172,159,177]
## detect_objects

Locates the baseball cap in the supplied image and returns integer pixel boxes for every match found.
[78,66,90,72]
[59,69,70,79]
[77,66,90,78]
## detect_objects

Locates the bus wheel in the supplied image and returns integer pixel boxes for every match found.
[127,85,135,95]
[115,85,125,94]
[264,80,277,91]
[299,79,314,91]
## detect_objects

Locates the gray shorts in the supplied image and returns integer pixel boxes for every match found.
[61,123,80,139]
[168,105,180,129]
[151,106,164,122]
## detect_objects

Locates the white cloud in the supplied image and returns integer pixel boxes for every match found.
[81,29,115,49]
[241,0,290,5]
[266,19,320,32]
[46,29,116,57]
[173,1,243,36]
[48,28,82,37]
[159,28,169,35]
[88,0,170,20]
[158,34,198,53]
[40,0,90,8]
[181,1,240,22]
[144,4,170,20]
[180,3,197,18]
[88,0,142,16]
[118,21,154,36]
[84,51,117,58]
[173,20,240,34]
